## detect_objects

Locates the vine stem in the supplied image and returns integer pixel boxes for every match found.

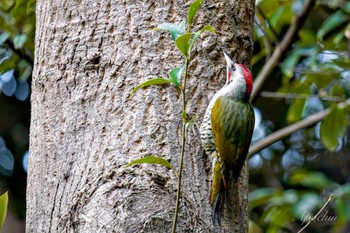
[172,57,190,233]
[297,194,335,233]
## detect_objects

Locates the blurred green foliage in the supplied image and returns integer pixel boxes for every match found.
[0,0,34,167]
[250,0,350,232]
[0,0,34,78]
[0,191,8,232]
[0,0,34,229]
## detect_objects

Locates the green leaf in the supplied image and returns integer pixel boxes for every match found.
[169,66,184,87]
[185,114,197,137]
[0,32,10,46]
[155,21,185,41]
[269,5,293,33]
[18,59,32,81]
[287,99,305,123]
[287,169,333,189]
[306,67,339,89]
[189,25,216,51]
[130,78,172,97]
[181,111,187,121]
[249,188,276,208]
[262,206,291,229]
[292,193,321,218]
[269,190,298,206]
[281,51,300,78]
[179,19,186,33]
[188,0,203,27]
[334,198,350,223]
[345,2,350,14]
[331,81,346,97]
[320,104,348,151]
[270,6,287,30]
[333,57,350,69]
[334,185,350,222]
[0,54,17,73]
[333,29,345,45]
[175,33,192,57]
[298,29,316,45]
[0,192,8,231]
[317,11,348,40]
[125,156,176,174]
[13,34,27,49]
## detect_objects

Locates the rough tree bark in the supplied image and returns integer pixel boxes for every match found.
[27,0,254,232]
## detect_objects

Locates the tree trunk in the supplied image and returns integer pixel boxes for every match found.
[27,0,254,232]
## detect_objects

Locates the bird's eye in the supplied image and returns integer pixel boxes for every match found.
[231,66,236,71]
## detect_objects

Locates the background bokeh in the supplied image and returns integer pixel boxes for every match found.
[0,0,34,232]
[0,0,349,232]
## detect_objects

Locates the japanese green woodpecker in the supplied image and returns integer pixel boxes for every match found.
[200,52,255,224]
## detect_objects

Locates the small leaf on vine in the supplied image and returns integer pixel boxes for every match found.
[184,114,197,137]
[180,111,188,121]
[179,20,186,35]
[155,21,186,41]
[0,32,10,46]
[320,104,348,151]
[124,156,177,175]
[188,0,204,27]
[175,33,192,57]
[129,78,173,97]
[189,25,216,51]
[169,66,185,87]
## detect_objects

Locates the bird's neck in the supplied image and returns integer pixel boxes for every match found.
[219,78,250,101]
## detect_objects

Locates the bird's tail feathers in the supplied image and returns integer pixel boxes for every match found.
[211,193,222,225]
[210,159,225,225]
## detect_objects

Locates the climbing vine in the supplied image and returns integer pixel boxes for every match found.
[127,0,215,231]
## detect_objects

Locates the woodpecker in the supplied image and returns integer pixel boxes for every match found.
[200,52,255,224]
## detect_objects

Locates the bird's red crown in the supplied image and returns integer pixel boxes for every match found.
[238,64,253,97]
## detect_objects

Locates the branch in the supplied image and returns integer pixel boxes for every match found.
[248,98,350,156]
[251,0,316,101]
[260,91,343,102]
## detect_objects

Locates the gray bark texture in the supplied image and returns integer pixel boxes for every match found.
[27,0,254,232]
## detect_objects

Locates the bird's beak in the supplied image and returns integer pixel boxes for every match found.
[223,52,234,68]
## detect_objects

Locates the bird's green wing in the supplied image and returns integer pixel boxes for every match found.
[211,96,255,179]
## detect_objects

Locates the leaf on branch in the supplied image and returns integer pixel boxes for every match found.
[189,25,216,51]
[281,50,300,78]
[179,20,186,34]
[320,104,348,151]
[184,114,197,137]
[249,188,277,208]
[13,34,27,49]
[0,32,10,46]
[293,193,321,218]
[306,67,339,89]
[124,156,177,175]
[129,78,173,97]
[175,33,192,57]
[0,191,8,231]
[317,10,347,40]
[287,99,305,123]
[287,169,333,190]
[169,66,184,87]
[188,0,204,27]
[155,21,186,41]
